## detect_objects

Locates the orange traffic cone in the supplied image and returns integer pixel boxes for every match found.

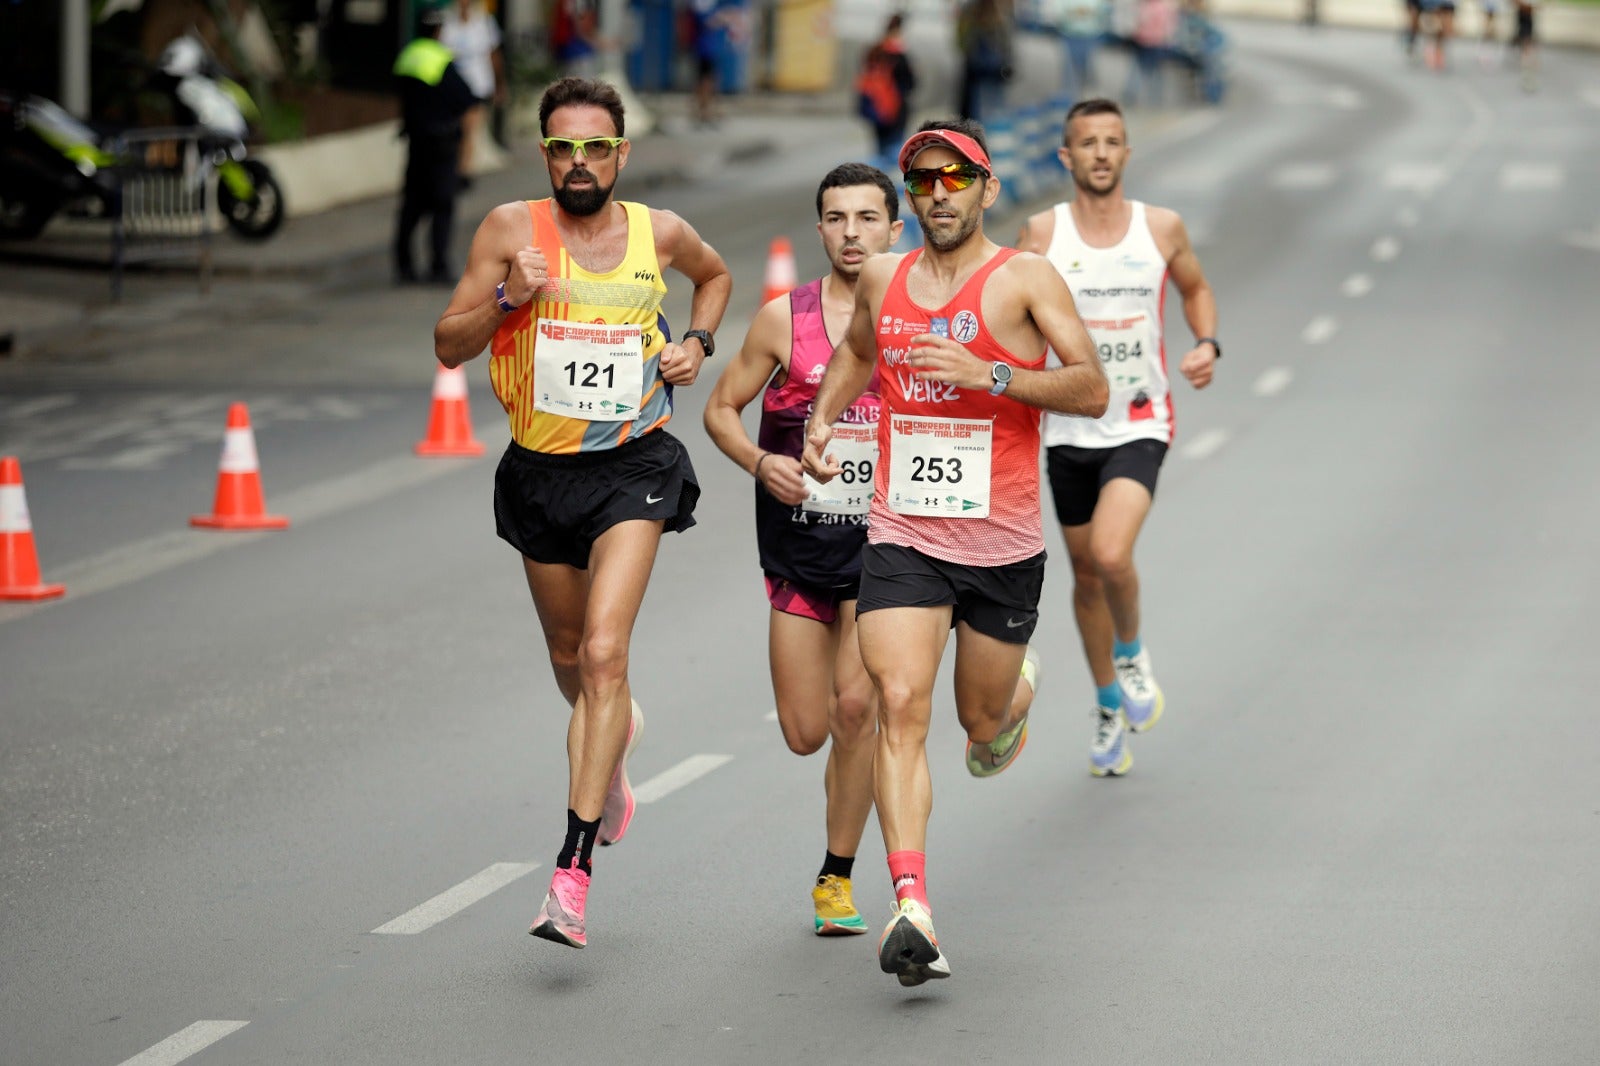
[761,235,798,305]
[414,363,485,457]
[191,403,289,530]
[0,456,66,601]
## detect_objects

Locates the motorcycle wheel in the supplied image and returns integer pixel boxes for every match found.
[216,159,284,240]
[0,194,58,240]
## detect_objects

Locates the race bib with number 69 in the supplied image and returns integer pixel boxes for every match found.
[803,421,878,515]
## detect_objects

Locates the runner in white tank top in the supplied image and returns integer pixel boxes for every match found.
[1016,97,1220,779]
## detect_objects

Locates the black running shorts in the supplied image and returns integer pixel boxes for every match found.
[856,542,1045,644]
[493,430,699,569]
[1046,438,1168,528]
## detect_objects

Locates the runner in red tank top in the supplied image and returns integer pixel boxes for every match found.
[704,163,902,938]
[801,120,1109,988]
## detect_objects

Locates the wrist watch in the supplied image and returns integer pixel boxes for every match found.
[684,328,715,358]
[989,361,1013,396]
[1197,336,1222,359]
[495,282,519,314]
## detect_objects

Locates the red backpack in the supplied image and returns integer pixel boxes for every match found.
[856,53,902,126]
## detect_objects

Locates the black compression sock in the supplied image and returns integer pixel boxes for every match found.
[819,851,855,881]
[557,809,601,874]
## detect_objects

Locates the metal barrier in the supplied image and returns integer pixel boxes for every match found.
[107,127,215,301]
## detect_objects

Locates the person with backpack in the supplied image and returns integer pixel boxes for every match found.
[857,15,917,158]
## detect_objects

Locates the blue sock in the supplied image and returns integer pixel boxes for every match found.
[1097,683,1122,712]
[1114,635,1143,660]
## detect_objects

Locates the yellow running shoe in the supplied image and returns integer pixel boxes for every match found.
[812,874,867,936]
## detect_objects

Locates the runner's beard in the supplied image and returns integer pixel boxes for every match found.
[918,204,981,252]
[553,171,613,216]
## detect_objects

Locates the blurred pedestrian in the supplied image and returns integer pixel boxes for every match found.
[1475,0,1500,67]
[1015,97,1220,777]
[551,0,600,77]
[1418,0,1456,69]
[703,163,904,938]
[441,0,506,184]
[956,0,1014,122]
[433,76,732,950]
[802,121,1108,987]
[392,7,478,284]
[857,14,917,158]
[1124,0,1179,106]
[689,0,747,126]
[1058,0,1109,100]
[1513,0,1538,89]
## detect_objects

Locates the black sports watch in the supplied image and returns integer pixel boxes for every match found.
[684,329,716,358]
[1197,336,1222,359]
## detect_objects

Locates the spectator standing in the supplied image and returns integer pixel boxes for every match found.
[1513,0,1538,89]
[857,15,917,158]
[1125,0,1179,106]
[551,0,600,77]
[441,0,506,184]
[392,8,478,284]
[1058,0,1108,100]
[956,0,1014,122]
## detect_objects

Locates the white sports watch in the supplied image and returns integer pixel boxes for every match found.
[989,362,1013,396]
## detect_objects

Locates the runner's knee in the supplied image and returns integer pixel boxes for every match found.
[576,631,629,689]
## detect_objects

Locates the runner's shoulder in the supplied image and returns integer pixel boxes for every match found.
[1142,203,1189,250]
[1016,207,1058,253]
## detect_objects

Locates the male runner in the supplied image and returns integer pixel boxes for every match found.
[704,163,902,936]
[434,76,731,949]
[1015,97,1218,778]
[803,120,1109,986]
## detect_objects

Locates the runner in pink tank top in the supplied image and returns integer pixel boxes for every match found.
[799,122,1109,989]
[705,164,902,939]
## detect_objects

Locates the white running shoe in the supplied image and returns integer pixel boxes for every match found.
[1090,707,1132,777]
[1115,647,1164,733]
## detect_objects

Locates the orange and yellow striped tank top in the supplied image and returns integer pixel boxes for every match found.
[489,199,671,454]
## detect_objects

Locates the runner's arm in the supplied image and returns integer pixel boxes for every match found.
[704,297,808,504]
[434,202,536,368]
[1152,207,1219,389]
[654,208,733,384]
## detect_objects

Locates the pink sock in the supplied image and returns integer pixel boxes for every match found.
[887,850,929,909]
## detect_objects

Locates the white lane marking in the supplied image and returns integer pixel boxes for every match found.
[1326,86,1365,110]
[1252,368,1293,397]
[1580,87,1600,110]
[1,394,78,419]
[1499,163,1564,191]
[633,754,734,804]
[60,443,191,471]
[764,709,779,722]
[1302,315,1338,345]
[1397,207,1419,228]
[1564,225,1600,252]
[117,1021,249,1066]
[0,453,481,625]
[1370,236,1401,262]
[1385,164,1446,194]
[1270,163,1336,190]
[1341,274,1374,298]
[1179,428,1229,461]
[373,862,539,935]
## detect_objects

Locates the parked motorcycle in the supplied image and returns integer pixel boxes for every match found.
[0,33,285,241]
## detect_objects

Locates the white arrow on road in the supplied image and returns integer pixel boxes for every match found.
[1564,225,1600,252]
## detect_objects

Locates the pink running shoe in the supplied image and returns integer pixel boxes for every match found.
[529,866,589,948]
[598,700,644,846]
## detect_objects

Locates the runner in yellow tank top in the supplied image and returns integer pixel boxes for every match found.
[434,77,731,951]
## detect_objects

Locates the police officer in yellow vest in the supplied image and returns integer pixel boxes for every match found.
[393,7,478,283]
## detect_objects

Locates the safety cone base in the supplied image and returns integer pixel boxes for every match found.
[0,580,66,601]
[190,512,290,530]
[414,438,485,458]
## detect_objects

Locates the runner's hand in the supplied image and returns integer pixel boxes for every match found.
[908,334,988,390]
[658,341,705,385]
[1179,343,1216,389]
[759,454,808,506]
[801,422,840,483]
[505,246,548,307]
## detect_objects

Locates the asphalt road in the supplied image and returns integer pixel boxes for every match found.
[3,21,1600,1065]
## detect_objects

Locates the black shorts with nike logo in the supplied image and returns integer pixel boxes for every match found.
[493,430,699,570]
[855,542,1045,644]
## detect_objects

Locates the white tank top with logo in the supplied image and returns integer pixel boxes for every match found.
[1042,200,1175,448]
